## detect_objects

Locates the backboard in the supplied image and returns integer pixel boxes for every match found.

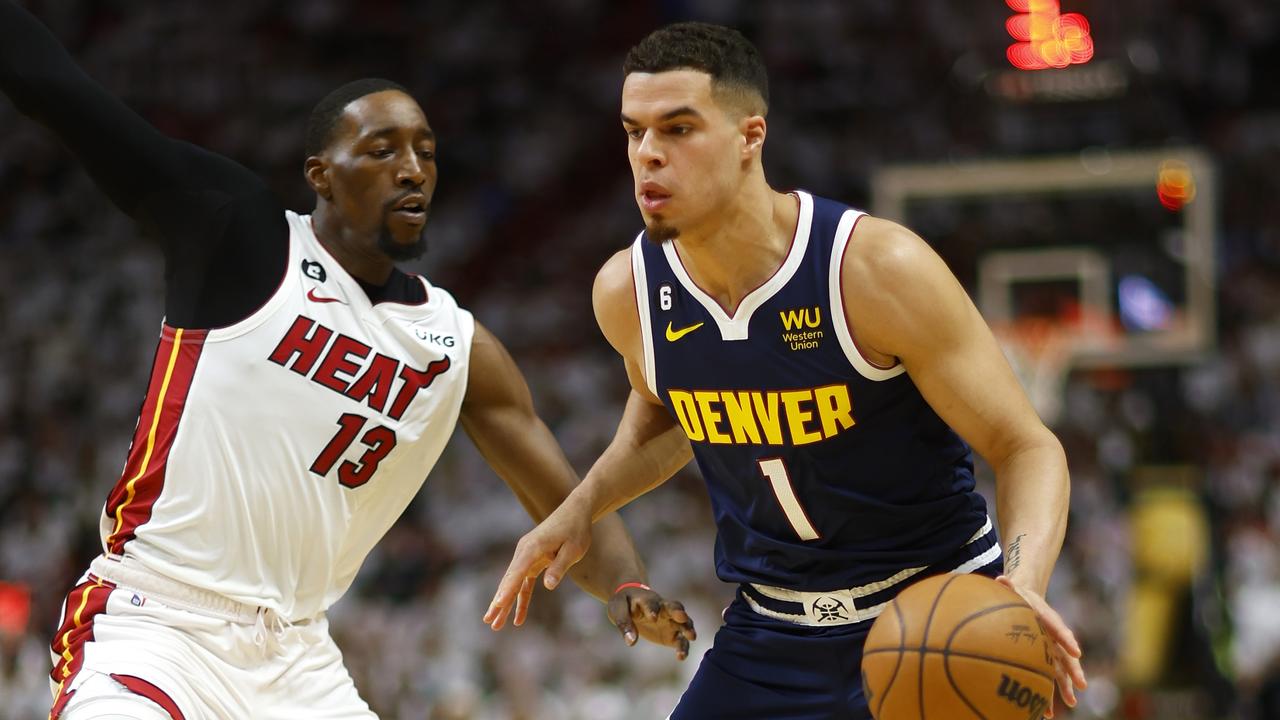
[872,148,1217,422]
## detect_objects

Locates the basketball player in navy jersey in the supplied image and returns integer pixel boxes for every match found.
[487,22,1087,719]
[0,3,694,718]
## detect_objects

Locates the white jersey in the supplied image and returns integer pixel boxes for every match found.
[98,211,473,621]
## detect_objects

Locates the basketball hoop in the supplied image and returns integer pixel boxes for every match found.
[993,317,1074,426]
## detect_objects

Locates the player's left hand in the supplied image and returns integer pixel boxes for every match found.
[608,584,697,660]
[996,575,1087,718]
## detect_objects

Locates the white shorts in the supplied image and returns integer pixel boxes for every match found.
[49,556,377,720]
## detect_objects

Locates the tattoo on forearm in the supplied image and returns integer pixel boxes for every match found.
[1005,533,1026,575]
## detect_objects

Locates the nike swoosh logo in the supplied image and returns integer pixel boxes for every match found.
[665,321,704,342]
[306,288,345,304]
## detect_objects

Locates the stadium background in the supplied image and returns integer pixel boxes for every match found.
[0,1,1277,718]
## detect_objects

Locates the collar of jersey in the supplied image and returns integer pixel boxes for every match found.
[298,213,440,324]
[662,191,813,342]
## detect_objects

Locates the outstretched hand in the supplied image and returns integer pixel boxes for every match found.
[997,575,1087,718]
[608,584,697,660]
[482,505,697,660]
[484,505,593,631]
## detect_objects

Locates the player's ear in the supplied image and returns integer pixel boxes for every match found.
[740,114,766,161]
[304,156,332,200]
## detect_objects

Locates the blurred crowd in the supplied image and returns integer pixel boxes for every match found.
[1,0,1278,718]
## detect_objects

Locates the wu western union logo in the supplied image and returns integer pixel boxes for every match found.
[669,385,854,446]
[780,307,821,330]
[781,307,823,350]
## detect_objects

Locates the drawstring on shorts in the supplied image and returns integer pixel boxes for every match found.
[89,554,311,656]
[252,606,297,654]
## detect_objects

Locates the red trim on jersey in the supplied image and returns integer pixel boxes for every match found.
[110,674,188,720]
[837,213,900,371]
[49,577,115,720]
[629,255,645,340]
[668,192,802,319]
[104,326,207,555]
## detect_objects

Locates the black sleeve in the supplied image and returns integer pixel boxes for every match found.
[1,1,288,328]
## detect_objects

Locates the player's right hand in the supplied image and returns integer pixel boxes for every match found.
[996,575,1087,717]
[484,503,593,631]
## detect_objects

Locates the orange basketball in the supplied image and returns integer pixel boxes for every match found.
[862,574,1056,720]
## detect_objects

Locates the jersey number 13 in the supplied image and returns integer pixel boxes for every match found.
[310,413,398,488]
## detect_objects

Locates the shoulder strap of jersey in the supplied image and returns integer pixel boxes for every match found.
[629,233,659,397]
[827,209,906,380]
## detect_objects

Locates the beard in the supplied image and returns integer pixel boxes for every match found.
[644,217,679,244]
[379,204,430,261]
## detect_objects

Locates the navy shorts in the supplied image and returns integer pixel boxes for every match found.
[670,562,1002,719]
[670,592,874,719]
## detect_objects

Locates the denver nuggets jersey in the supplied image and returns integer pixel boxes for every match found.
[99,211,473,621]
[632,191,995,593]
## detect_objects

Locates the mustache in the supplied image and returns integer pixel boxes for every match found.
[383,190,432,214]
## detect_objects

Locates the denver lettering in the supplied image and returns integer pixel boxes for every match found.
[269,315,450,421]
[668,384,855,446]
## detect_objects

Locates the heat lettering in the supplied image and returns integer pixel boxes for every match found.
[268,315,450,420]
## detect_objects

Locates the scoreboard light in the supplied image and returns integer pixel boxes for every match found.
[1006,0,1095,70]
[1156,160,1197,211]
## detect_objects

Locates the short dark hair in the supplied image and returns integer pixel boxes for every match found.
[623,22,769,115]
[304,78,411,157]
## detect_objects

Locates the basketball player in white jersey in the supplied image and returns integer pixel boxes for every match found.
[0,3,694,718]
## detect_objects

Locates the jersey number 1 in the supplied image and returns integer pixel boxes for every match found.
[311,413,398,488]
[757,458,820,541]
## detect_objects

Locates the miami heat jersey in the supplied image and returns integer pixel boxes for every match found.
[632,191,995,593]
[100,211,473,621]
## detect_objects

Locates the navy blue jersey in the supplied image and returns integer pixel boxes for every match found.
[632,191,995,593]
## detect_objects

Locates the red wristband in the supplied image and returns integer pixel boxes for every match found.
[613,581,651,595]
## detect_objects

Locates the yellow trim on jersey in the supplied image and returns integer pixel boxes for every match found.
[106,328,184,547]
[57,578,104,677]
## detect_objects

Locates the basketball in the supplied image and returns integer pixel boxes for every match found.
[862,574,1056,720]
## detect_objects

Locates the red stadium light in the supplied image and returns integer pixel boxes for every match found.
[0,582,31,635]
[1006,0,1094,70]
[1156,160,1196,211]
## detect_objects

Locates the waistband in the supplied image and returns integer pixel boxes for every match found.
[89,554,263,624]
[740,516,1002,627]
